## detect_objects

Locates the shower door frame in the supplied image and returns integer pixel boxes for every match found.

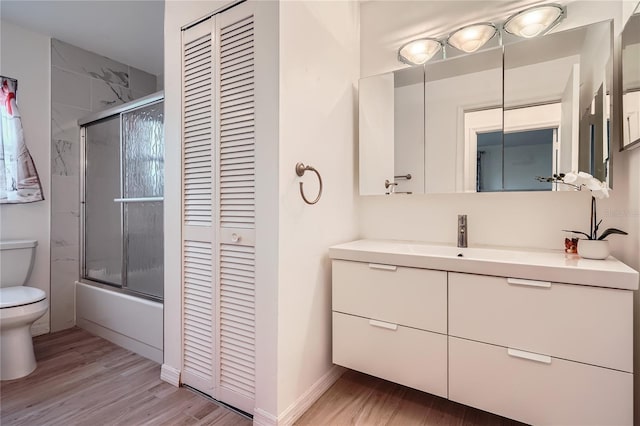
[79,91,164,302]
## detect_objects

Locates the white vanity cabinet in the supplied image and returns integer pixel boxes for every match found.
[330,240,639,426]
[448,273,634,425]
[332,260,448,397]
[448,273,634,371]
[448,336,633,426]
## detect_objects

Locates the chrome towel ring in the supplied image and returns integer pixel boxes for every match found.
[295,162,323,205]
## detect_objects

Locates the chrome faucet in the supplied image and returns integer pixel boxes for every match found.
[384,179,398,194]
[458,215,467,248]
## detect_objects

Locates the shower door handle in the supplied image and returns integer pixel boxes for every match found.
[114,197,164,203]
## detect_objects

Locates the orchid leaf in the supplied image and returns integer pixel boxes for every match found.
[597,228,628,240]
[562,229,592,239]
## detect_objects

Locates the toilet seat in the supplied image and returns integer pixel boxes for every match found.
[0,287,46,309]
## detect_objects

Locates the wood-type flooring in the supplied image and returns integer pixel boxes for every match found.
[1,327,524,426]
[0,327,250,426]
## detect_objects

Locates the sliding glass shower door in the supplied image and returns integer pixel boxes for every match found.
[82,98,164,300]
[84,115,123,285]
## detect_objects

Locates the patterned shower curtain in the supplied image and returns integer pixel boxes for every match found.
[0,76,44,203]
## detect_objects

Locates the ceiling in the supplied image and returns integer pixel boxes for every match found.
[1,0,580,78]
[1,0,164,76]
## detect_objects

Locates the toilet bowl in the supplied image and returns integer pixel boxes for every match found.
[0,240,49,381]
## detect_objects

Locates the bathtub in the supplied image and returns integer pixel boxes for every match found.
[75,281,163,363]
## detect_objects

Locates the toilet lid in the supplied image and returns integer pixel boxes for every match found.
[0,287,46,308]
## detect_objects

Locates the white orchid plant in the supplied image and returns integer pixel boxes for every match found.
[536,172,628,240]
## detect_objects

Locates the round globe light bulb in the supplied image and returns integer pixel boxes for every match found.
[447,23,497,53]
[398,38,442,65]
[504,5,564,38]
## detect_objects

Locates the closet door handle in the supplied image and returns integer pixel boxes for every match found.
[368,263,397,271]
[507,348,552,364]
[507,278,551,288]
[368,319,398,331]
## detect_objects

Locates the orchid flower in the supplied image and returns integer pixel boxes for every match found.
[536,171,627,240]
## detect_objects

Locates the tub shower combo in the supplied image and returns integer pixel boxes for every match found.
[77,92,164,361]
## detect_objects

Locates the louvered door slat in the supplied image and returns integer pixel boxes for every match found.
[220,133,255,144]
[185,143,211,153]
[220,79,254,95]
[185,95,212,109]
[221,20,253,40]
[221,354,254,372]
[218,173,254,182]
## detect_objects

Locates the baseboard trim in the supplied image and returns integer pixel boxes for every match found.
[253,408,278,426]
[161,364,181,387]
[277,365,346,425]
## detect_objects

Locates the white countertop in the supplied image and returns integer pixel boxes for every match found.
[329,239,639,291]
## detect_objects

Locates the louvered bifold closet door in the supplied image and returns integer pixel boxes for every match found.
[213,2,256,413]
[181,18,216,395]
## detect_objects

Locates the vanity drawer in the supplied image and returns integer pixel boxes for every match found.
[332,260,446,333]
[333,312,447,398]
[448,272,633,372]
[449,336,633,426]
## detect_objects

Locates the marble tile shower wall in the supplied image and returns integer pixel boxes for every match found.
[50,39,157,332]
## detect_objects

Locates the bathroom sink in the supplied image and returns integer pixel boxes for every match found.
[329,239,639,291]
[340,239,541,261]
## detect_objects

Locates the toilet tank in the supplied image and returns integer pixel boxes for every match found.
[0,240,37,288]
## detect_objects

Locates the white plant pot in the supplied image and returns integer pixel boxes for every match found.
[578,239,610,260]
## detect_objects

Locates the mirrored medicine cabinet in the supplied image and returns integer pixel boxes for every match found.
[621,5,640,150]
[359,20,613,195]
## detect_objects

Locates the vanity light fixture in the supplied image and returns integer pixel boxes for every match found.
[447,22,498,53]
[397,3,566,65]
[503,3,565,38]
[398,38,442,65]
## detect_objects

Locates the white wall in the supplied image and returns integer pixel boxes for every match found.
[277,0,359,419]
[254,1,280,420]
[0,20,51,336]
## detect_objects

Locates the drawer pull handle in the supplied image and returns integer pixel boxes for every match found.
[368,263,397,271]
[507,348,552,364]
[507,278,551,288]
[368,319,398,331]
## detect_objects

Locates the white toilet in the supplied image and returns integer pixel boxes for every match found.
[0,240,48,380]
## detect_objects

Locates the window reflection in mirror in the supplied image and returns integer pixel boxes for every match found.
[504,20,612,185]
[465,104,558,192]
[475,129,556,192]
[425,47,502,193]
